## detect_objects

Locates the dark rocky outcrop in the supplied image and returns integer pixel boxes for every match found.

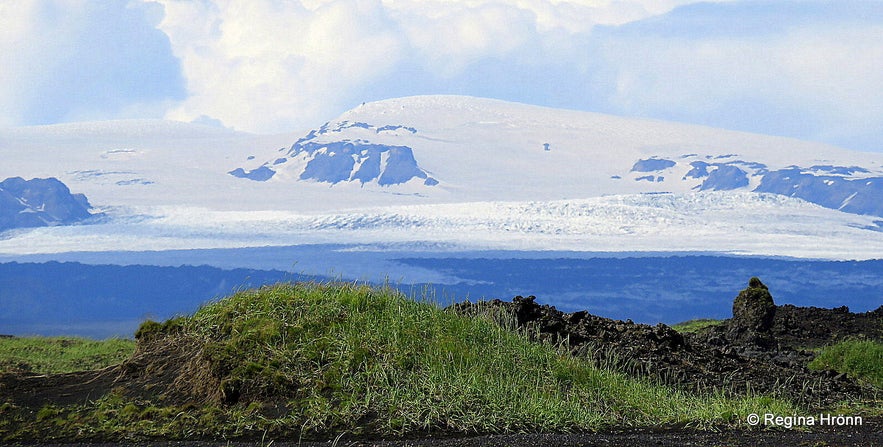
[701,278,883,350]
[450,279,880,408]
[230,120,437,186]
[727,277,776,348]
[0,177,95,232]
[755,167,883,217]
[769,304,883,349]
[294,140,436,186]
[631,158,676,172]
[700,164,750,190]
[228,166,276,181]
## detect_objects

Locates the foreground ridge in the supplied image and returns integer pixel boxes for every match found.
[0,280,880,444]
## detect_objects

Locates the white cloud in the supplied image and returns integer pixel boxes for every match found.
[779,26,883,149]
[0,1,43,126]
[393,2,538,76]
[157,0,406,132]
[0,0,184,127]
[591,2,883,151]
[4,0,880,153]
[153,0,712,133]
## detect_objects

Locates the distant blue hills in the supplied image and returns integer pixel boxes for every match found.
[0,261,297,338]
[3,255,882,338]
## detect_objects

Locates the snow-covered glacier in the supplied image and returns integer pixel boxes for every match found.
[1,192,881,260]
[2,96,883,260]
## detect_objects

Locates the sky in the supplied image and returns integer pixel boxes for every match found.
[1,0,881,153]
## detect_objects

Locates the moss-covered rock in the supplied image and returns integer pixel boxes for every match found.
[729,277,776,347]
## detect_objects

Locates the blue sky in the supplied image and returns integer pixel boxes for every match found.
[2,0,881,153]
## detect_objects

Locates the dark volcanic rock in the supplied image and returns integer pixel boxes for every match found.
[449,279,878,408]
[770,304,883,349]
[701,278,883,350]
[728,277,776,348]
[0,177,95,231]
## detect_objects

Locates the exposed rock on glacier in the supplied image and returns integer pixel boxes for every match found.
[0,177,96,231]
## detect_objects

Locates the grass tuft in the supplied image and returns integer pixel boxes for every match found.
[0,337,134,374]
[670,319,723,334]
[808,339,883,389]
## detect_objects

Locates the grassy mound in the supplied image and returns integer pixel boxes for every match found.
[2,282,794,441]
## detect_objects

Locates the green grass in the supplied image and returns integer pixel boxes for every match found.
[0,336,134,374]
[808,339,883,389]
[671,319,723,334]
[153,282,792,435]
[2,282,796,441]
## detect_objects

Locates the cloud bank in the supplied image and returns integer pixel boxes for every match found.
[2,1,881,153]
[590,1,883,152]
[0,0,185,126]
[155,0,709,133]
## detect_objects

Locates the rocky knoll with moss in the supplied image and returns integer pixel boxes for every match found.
[0,280,880,444]
[727,277,777,348]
